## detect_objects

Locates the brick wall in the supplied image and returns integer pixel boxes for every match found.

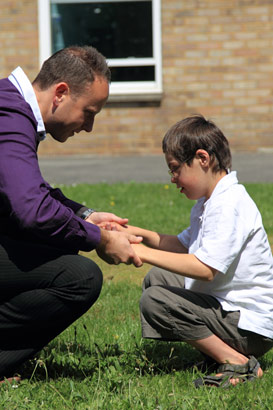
[1,0,273,155]
[0,1,39,78]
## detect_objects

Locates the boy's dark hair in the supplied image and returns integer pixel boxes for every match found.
[32,45,111,96]
[162,114,232,173]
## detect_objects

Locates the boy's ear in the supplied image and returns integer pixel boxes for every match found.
[195,149,210,167]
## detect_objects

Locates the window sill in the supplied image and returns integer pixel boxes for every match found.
[108,90,163,103]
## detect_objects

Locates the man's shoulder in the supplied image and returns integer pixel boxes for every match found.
[0,77,18,93]
[0,77,24,103]
[0,78,36,124]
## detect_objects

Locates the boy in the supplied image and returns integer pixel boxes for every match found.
[105,114,273,387]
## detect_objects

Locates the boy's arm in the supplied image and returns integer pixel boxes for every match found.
[132,244,217,281]
[103,223,187,253]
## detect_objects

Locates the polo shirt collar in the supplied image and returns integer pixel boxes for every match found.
[200,171,238,210]
[8,66,46,141]
[208,171,238,202]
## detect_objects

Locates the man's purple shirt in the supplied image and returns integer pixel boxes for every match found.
[0,78,101,252]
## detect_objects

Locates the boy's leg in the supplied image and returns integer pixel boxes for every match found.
[0,235,103,378]
[141,267,185,340]
[140,284,273,358]
[142,266,185,290]
[140,270,273,386]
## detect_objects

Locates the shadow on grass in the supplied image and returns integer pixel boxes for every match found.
[17,338,202,381]
[140,340,201,372]
[18,332,273,382]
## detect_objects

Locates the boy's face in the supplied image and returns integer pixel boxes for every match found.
[165,152,213,200]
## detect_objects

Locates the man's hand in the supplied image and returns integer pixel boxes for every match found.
[85,211,128,226]
[96,229,143,267]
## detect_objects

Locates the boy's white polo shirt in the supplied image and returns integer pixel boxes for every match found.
[178,171,273,339]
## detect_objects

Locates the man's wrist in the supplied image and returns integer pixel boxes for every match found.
[80,208,96,220]
[97,228,110,249]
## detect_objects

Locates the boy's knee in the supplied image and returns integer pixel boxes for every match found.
[142,266,184,290]
[140,286,163,317]
[142,267,167,290]
[140,286,175,334]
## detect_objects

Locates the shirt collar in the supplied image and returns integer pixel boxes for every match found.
[204,171,238,208]
[8,66,46,141]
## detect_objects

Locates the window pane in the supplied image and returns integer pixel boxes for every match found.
[110,66,154,81]
[51,2,153,59]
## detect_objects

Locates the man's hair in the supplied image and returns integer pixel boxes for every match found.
[162,114,232,173]
[32,45,111,96]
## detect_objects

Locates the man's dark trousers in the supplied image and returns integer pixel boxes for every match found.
[0,235,102,378]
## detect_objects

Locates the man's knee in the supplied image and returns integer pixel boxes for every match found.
[53,254,103,311]
[75,255,103,301]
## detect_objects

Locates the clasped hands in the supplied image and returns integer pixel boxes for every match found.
[85,211,144,267]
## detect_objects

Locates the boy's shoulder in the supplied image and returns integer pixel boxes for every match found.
[191,172,261,221]
[210,171,251,204]
[208,180,260,221]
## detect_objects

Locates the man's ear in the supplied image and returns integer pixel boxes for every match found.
[53,82,69,106]
[195,149,210,167]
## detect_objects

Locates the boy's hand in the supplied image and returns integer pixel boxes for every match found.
[131,243,149,263]
[98,221,126,231]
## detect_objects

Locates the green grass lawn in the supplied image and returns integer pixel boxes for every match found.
[2,182,273,410]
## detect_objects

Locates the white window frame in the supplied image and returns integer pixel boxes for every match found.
[38,0,162,101]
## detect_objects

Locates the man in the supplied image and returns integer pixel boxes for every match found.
[0,46,142,383]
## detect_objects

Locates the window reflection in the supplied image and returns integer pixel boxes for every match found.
[51,2,153,59]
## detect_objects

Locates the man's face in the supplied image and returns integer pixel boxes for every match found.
[47,75,109,143]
